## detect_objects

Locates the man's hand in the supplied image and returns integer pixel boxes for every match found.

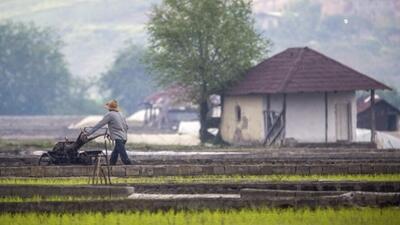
[81,129,89,142]
[82,133,89,142]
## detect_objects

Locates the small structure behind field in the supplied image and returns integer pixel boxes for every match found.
[139,85,198,130]
[221,47,391,146]
[357,95,400,131]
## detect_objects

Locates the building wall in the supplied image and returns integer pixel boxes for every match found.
[285,93,326,142]
[220,95,265,145]
[221,91,357,145]
[286,91,356,143]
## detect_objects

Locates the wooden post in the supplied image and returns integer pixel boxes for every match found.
[283,93,287,140]
[325,92,328,143]
[370,89,376,143]
[267,94,271,131]
[263,95,271,146]
[144,105,149,125]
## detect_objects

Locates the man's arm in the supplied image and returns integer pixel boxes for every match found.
[124,117,128,132]
[86,113,111,136]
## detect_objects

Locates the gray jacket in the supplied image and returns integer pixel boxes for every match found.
[87,111,128,140]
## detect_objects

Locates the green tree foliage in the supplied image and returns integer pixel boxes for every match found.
[147,0,270,142]
[0,22,71,114]
[101,44,156,113]
[0,21,101,115]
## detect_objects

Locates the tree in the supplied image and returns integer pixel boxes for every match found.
[147,0,270,142]
[0,22,57,114]
[0,22,71,114]
[0,21,101,115]
[100,44,157,114]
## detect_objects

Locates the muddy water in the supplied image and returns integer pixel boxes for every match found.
[128,193,240,200]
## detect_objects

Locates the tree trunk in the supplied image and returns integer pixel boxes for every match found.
[199,100,209,143]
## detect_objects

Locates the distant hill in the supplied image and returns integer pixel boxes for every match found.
[1,0,399,90]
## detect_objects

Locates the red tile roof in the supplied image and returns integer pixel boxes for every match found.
[226,47,391,95]
[144,85,193,107]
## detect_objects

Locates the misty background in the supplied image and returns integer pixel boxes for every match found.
[0,0,399,115]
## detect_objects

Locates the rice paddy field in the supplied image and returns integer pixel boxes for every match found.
[1,174,399,185]
[0,207,399,225]
[1,145,399,225]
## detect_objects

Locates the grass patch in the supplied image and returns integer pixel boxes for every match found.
[1,174,399,186]
[0,207,399,225]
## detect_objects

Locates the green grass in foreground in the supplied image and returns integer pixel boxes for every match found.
[0,174,400,186]
[0,208,399,225]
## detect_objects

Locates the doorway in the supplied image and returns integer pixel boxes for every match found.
[335,103,351,141]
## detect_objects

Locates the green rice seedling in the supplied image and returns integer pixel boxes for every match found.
[1,207,399,225]
[1,174,400,186]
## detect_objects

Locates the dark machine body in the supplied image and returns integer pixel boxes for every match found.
[38,129,107,166]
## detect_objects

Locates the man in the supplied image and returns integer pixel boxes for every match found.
[85,99,131,165]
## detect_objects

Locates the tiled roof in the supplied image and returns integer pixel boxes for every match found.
[357,96,400,114]
[226,47,391,95]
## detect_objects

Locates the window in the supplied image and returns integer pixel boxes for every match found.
[235,105,241,122]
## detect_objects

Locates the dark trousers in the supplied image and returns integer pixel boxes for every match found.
[110,139,131,165]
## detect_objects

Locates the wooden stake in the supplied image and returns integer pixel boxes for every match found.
[370,89,376,143]
[266,94,270,132]
[325,92,328,143]
[283,93,287,141]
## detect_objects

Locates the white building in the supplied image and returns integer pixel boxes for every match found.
[220,47,390,146]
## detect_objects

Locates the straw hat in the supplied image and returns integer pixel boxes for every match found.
[104,99,119,111]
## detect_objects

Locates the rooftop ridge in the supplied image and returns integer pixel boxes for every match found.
[278,47,306,92]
